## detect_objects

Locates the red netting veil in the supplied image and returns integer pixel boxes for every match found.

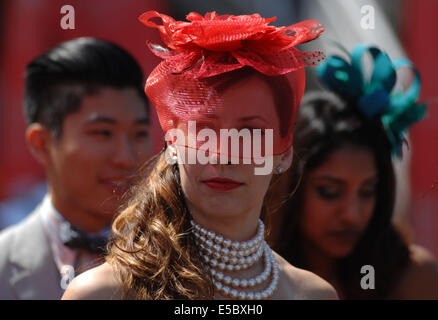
[140,11,325,159]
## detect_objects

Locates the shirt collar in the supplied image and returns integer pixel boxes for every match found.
[40,194,110,281]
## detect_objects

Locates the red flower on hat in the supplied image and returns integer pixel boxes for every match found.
[139,11,325,78]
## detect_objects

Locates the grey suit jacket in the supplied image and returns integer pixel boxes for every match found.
[0,202,63,299]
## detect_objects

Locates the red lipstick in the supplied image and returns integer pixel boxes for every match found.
[202,177,244,192]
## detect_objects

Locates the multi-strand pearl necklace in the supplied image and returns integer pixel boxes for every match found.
[191,219,279,300]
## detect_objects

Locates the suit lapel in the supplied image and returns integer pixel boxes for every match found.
[9,204,63,299]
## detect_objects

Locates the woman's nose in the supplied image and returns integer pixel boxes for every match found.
[339,197,362,224]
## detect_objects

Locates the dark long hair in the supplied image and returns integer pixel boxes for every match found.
[276,91,410,299]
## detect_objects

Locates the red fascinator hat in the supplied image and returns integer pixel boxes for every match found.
[140,11,325,157]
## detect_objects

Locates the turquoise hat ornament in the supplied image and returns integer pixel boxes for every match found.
[316,44,427,158]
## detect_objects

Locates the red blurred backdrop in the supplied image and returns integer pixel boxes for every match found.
[401,0,438,257]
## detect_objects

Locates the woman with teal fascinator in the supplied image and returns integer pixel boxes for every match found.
[273,44,438,299]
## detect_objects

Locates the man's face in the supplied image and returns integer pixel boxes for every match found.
[47,87,152,228]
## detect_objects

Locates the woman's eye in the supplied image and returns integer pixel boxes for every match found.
[359,188,376,199]
[316,186,341,200]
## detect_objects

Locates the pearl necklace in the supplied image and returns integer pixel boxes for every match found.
[190,219,279,300]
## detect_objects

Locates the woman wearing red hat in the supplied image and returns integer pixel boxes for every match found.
[63,11,337,300]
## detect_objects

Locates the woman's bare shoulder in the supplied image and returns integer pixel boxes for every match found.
[390,244,438,299]
[61,262,124,300]
[273,252,338,300]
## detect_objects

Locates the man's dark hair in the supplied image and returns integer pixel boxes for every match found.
[24,37,148,138]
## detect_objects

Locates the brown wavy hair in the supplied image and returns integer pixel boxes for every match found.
[106,147,212,299]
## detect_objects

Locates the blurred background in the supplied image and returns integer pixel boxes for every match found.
[0,0,437,258]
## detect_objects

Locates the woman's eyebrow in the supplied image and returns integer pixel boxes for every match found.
[238,115,269,124]
[314,175,345,185]
[363,175,379,184]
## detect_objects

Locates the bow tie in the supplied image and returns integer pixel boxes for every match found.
[59,222,109,255]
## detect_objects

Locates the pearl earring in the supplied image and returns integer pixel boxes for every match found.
[276,165,284,174]
[166,145,178,164]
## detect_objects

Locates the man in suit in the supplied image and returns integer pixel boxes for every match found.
[0,37,153,299]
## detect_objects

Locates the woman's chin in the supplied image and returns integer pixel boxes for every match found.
[201,205,243,219]
[197,189,245,210]
[325,244,357,258]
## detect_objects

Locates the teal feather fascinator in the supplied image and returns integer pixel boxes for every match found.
[316,44,427,157]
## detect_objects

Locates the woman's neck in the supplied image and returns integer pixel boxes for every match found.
[188,206,261,242]
[300,237,339,284]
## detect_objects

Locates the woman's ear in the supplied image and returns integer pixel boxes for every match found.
[165,143,178,165]
[25,123,54,168]
[274,146,293,174]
